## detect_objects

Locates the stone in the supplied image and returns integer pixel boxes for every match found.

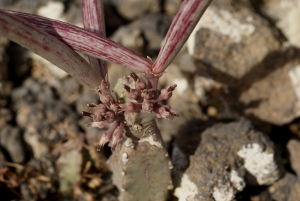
[268,173,298,201]
[164,0,182,16]
[187,1,300,125]
[111,0,160,20]
[20,154,58,200]
[110,21,145,55]
[110,12,171,56]
[287,139,300,178]
[0,125,25,163]
[30,53,68,79]
[188,4,280,81]
[139,13,172,53]
[235,48,300,125]
[157,59,205,143]
[174,120,282,201]
[260,0,300,48]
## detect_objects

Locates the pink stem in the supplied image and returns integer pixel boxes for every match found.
[82,0,107,79]
[1,9,152,73]
[152,0,212,74]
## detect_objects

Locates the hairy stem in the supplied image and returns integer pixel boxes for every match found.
[1,9,152,73]
[0,10,102,88]
[82,0,107,79]
[152,0,212,74]
[108,120,173,201]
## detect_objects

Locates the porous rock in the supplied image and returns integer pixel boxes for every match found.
[188,1,300,125]
[164,0,182,16]
[287,139,300,178]
[268,173,298,201]
[110,21,145,54]
[110,13,171,55]
[111,0,160,20]
[11,77,81,158]
[108,120,172,201]
[188,3,280,81]
[260,0,300,48]
[174,120,282,201]
[20,154,58,200]
[157,62,205,143]
[0,125,25,163]
[235,48,300,125]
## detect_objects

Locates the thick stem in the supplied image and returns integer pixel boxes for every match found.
[1,9,152,73]
[152,0,212,74]
[108,120,173,201]
[0,10,102,88]
[82,0,107,79]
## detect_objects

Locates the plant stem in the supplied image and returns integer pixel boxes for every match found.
[1,9,152,73]
[82,0,107,79]
[152,0,212,74]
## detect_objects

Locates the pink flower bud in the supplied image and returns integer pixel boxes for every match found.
[82,111,93,118]
[135,78,147,90]
[104,111,116,123]
[97,121,118,149]
[130,72,139,81]
[154,104,179,119]
[111,122,125,150]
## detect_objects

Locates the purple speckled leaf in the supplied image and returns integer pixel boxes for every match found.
[0,10,102,88]
[1,9,152,73]
[152,0,212,74]
[82,0,107,79]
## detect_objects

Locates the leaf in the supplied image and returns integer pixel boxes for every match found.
[82,0,107,79]
[2,9,152,73]
[0,10,102,88]
[152,0,212,74]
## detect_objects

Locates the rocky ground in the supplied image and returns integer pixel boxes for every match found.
[1,0,300,200]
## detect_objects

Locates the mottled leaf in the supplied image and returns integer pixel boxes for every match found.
[0,10,102,88]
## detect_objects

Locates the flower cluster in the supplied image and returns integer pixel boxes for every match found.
[83,72,179,150]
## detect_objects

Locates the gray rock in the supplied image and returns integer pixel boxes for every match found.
[111,0,160,20]
[235,48,300,125]
[140,13,172,53]
[260,0,300,48]
[188,4,280,81]
[0,37,9,80]
[110,21,145,55]
[187,2,300,125]
[0,108,13,129]
[174,120,282,201]
[158,62,205,143]
[268,173,298,201]
[20,155,58,200]
[0,125,25,163]
[110,12,171,55]
[0,0,56,13]
[0,151,6,168]
[164,0,182,16]
[287,139,300,178]
[75,85,99,114]
[10,77,81,158]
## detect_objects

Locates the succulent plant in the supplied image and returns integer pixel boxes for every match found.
[0,0,212,200]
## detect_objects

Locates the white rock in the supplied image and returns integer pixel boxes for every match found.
[174,174,200,201]
[37,1,64,20]
[187,7,255,55]
[237,143,280,185]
